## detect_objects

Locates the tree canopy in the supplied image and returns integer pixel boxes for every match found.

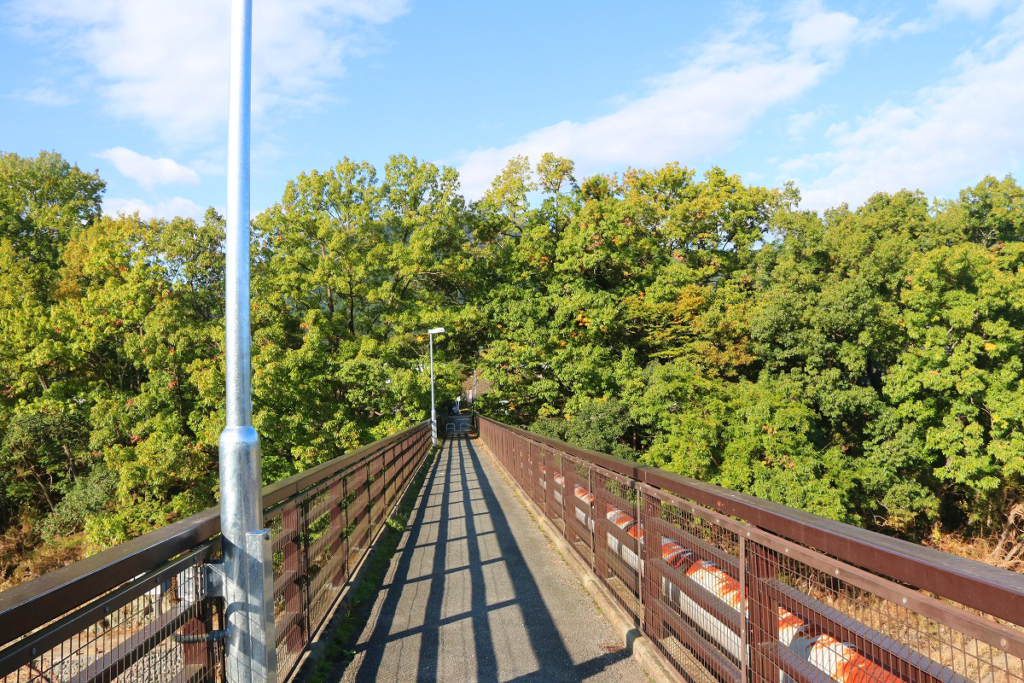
[1,149,1022,583]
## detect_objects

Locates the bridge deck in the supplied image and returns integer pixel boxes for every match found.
[339,436,649,683]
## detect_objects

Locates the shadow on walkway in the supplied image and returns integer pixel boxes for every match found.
[340,437,647,683]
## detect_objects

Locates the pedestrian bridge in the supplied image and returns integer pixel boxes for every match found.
[2,418,1023,683]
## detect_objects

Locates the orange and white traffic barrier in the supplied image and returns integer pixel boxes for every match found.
[805,635,904,683]
[600,505,907,683]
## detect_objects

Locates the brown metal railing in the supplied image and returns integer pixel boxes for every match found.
[0,421,432,683]
[479,416,1024,683]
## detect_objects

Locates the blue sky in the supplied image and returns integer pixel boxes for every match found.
[2,0,1023,221]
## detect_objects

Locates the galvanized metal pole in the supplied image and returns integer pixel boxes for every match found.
[427,327,445,445]
[430,334,436,445]
[219,1,274,682]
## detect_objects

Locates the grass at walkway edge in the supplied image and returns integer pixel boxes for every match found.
[307,444,439,683]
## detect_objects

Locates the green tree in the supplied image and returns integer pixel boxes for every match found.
[870,242,1024,542]
[0,402,89,513]
[251,156,472,478]
[0,151,103,289]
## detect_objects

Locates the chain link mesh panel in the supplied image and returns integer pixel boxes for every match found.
[1,552,220,683]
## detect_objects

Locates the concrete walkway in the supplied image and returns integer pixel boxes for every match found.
[339,436,650,683]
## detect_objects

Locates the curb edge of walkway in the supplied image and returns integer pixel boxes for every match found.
[475,438,685,683]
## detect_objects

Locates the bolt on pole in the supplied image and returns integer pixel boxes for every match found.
[220,1,275,682]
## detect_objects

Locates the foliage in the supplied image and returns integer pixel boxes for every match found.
[473,162,1024,549]
[250,156,471,478]
[1,149,1023,580]
[531,397,633,460]
[0,403,90,513]
[869,242,1024,534]
[0,152,470,557]
[38,463,117,542]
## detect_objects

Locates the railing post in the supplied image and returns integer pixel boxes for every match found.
[370,456,382,528]
[300,499,312,648]
[513,433,519,482]
[283,506,304,654]
[343,471,353,580]
[739,534,749,683]
[383,446,392,509]
[330,478,346,587]
[539,444,548,506]
[636,488,645,630]
[587,464,596,570]
[528,441,537,504]
[399,438,408,490]
[746,540,780,683]
[641,493,657,637]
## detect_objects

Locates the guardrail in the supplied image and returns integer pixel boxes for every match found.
[0,421,432,683]
[479,416,1024,683]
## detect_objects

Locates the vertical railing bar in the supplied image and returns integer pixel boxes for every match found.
[588,464,596,571]
[329,477,344,588]
[739,533,748,683]
[382,447,389,515]
[637,486,645,629]
[300,498,311,651]
[343,470,351,585]
[641,491,655,638]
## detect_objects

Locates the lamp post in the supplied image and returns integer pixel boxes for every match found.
[219,1,275,682]
[428,327,445,445]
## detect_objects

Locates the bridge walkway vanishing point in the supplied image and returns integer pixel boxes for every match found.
[339,435,650,683]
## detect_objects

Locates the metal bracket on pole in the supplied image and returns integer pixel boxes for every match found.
[171,561,228,644]
[204,561,226,598]
[184,533,275,667]
[245,529,277,683]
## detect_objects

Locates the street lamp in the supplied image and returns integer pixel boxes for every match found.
[219,1,275,682]
[428,327,446,445]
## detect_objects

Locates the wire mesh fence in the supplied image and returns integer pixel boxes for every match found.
[479,416,1024,683]
[0,422,432,683]
[266,426,431,680]
[0,547,220,683]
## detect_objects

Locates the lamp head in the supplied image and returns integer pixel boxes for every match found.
[428,327,446,335]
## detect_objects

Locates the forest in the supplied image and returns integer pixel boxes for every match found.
[1,149,1022,586]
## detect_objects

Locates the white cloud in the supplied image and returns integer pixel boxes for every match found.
[782,6,1024,211]
[787,111,820,140]
[933,0,1008,20]
[14,0,408,145]
[189,159,227,178]
[96,147,200,189]
[103,196,206,222]
[787,0,861,60]
[880,0,1014,39]
[16,86,77,106]
[455,3,861,199]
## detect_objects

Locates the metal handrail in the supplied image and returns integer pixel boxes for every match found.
[0,509,220,647]
[478,416,1024,629]
[479,416,1024,683]
[0,420,430,650]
